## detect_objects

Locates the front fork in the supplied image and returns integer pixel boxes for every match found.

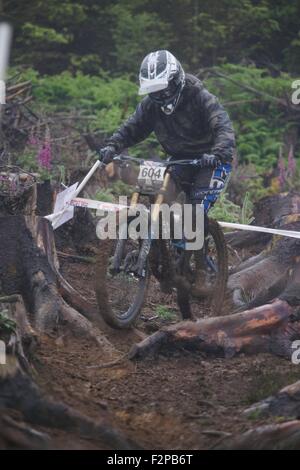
[111,190,140,274]
[134,172,172,277]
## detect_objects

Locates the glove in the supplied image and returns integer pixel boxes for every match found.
[199,154,221,169]
[98,145,117,164]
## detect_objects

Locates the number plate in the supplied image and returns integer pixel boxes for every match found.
[138,161,166,189]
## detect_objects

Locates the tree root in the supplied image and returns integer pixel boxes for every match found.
[0,357,135,449]
[0,413,50,449]
[214,420,300,450]
[244,380,300,420]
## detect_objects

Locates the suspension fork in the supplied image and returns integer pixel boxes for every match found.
[111,190,141,273]
[135,172,172,277]
[151,171,171,224]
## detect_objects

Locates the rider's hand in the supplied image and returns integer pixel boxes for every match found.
[199,154,221,169]
[98,145,117,164]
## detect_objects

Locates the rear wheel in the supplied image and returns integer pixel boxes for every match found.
[182,218,228,317]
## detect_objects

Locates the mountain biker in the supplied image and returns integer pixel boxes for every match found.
[98,49,235,213]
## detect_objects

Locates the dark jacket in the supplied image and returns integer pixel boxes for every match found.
[108,73,235,162]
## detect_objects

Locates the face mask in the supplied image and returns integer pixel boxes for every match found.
[161,102,175,114]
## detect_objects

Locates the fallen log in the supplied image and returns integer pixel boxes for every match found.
[227,192,300,310]
[129,299,300,360]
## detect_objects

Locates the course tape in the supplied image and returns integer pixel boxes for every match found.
[219,221,300,240]
[46,191,300,240]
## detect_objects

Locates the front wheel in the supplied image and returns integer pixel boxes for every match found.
[95,232,150,329]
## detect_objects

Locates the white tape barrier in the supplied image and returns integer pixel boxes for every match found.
[45,196,132,230]
[219,221,300,240]
[69,197,129,213]
[46,174,300,239]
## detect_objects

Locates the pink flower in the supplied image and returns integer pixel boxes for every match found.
[287,144,296,178]
[38,142,52,170]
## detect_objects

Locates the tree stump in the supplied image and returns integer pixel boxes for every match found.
[0,178,131,449]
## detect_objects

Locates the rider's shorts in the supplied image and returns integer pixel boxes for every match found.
[171,161,232,213]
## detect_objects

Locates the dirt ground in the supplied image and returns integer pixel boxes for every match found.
[30,253,300,450]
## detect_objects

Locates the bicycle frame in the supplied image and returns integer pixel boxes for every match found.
[123,169,173,277]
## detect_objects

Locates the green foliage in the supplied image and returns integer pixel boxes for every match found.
[245,369,300,405]
[0,310,16,335]
[20,62,298,168]
[210,191,254,224]
[241,192,255,225]
[94,189,115,203]
[94,180,133,203]
[15,67,166,165]
[3,0,300,74]
[16,147,52,182]
[205,64,296,174]
[110,180,133,197]
[9,55,300,206]
[237,119,281,173]
[155,305,176,321]
[246,409,263,421]
[109,4,172,74]
[210,192,241,223]
[19,69,138,132]
[229,164,272,204]
[22,23,73,45]
[11,62,299,200]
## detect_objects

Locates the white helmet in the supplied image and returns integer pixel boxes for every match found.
[138,50,185,115]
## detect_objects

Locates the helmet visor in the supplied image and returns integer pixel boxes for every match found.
[149,78,180,105]
[138,78,168,96]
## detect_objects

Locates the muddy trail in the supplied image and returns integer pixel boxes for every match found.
[29,250,300,450]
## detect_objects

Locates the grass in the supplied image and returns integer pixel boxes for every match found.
[94,188,115,203]
[155,305,176,321]
[245,370,300,406]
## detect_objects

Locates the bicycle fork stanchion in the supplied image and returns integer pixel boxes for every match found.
[135,171,172,277]
[151,171,171,223]
[130,191,140,208]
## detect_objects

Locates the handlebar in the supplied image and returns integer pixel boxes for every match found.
[111,154,203,167]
